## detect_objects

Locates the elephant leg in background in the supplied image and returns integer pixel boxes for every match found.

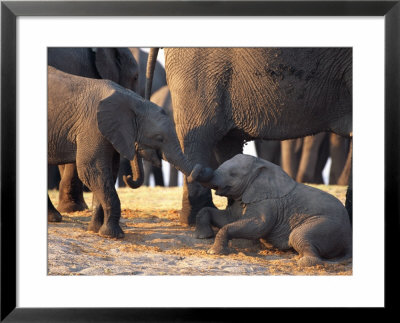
[329,133,349,185]
[151,165,165,186]
[57,163,88,212]
[296,133,328,184]
[168,164,178,187]
[83,151,124,238]
[336,136,352,186]
[143,160,152,186]
[48,165,61,190]
[254,139,281,166]
[48,194,62,222]
[281,138,303,180]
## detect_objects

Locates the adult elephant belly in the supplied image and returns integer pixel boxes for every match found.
[163,47,352,225]
[48,140,76,166]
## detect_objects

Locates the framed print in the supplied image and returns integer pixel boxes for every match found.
[1,0,398,321]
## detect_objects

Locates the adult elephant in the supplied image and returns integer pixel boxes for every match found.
[146,48,352,225]
[48,47,140,212]
[117,48,168,187]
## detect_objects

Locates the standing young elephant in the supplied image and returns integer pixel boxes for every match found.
[48,47,139,212]
[117,48,168,188]
[147,48,352,225]
[194,154,352,267]
[48,67,212,238]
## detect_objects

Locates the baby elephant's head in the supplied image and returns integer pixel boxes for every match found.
[198,154,296,203]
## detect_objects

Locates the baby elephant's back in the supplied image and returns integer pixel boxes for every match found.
[290,183,350,226]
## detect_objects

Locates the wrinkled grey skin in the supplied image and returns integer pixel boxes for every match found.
[47,67,212,238]
[48,47,140,212]
[117,48,168,188]
[194,154,352,267]
[147,48,352,225]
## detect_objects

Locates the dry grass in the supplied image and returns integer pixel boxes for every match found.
[48,184,352,276]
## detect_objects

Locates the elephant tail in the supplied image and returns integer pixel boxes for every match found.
[123,150,144,189]
[145,48,159,100]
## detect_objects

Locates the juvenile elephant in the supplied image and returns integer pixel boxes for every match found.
[117,48,168,187]
[194,154,352,267]
[48,47,140,212]
[146,48,352,225]
[48,67,212,238]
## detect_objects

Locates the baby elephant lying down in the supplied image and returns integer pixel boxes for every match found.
[194,154,352,267]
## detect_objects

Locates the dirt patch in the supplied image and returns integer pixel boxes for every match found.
[48,185,352,276]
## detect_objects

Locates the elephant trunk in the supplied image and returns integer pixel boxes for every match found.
[187,165,218,190]
[123,151,144,189]
[145,48,159,100]
[162,148,214,184]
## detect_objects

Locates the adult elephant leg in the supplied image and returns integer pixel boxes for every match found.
[57,163,88,212]
[296,133,327,184]
[143,160,152,186]
[48,194,62,222]
[152,166,165,186]
[337,138,352,186]
[254,139,281,165]
[48,165,60,190]
[168,164,178,187]
[314,135,330,184]
[281,138,302,179]
[329,133,349,185]
[180,135,217,226]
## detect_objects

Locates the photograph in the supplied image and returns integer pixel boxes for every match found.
[2,0,396,319]
[47,47,353,276]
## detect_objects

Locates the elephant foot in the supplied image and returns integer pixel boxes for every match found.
[48,210,62,222]
[57,199,88,213]
[297,255,323,267]
[207,243,231,255]
[98,222,125,239]
[194,225,214,239]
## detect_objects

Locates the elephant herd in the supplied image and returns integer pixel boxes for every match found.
[48,47,352,266]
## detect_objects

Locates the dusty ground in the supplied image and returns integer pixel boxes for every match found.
[48,185,352,276]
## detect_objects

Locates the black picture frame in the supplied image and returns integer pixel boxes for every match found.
[1,1,398,321]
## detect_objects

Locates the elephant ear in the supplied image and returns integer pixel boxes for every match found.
[93,48,120,83]
[242,159,296,204]
[97,91,137,161]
